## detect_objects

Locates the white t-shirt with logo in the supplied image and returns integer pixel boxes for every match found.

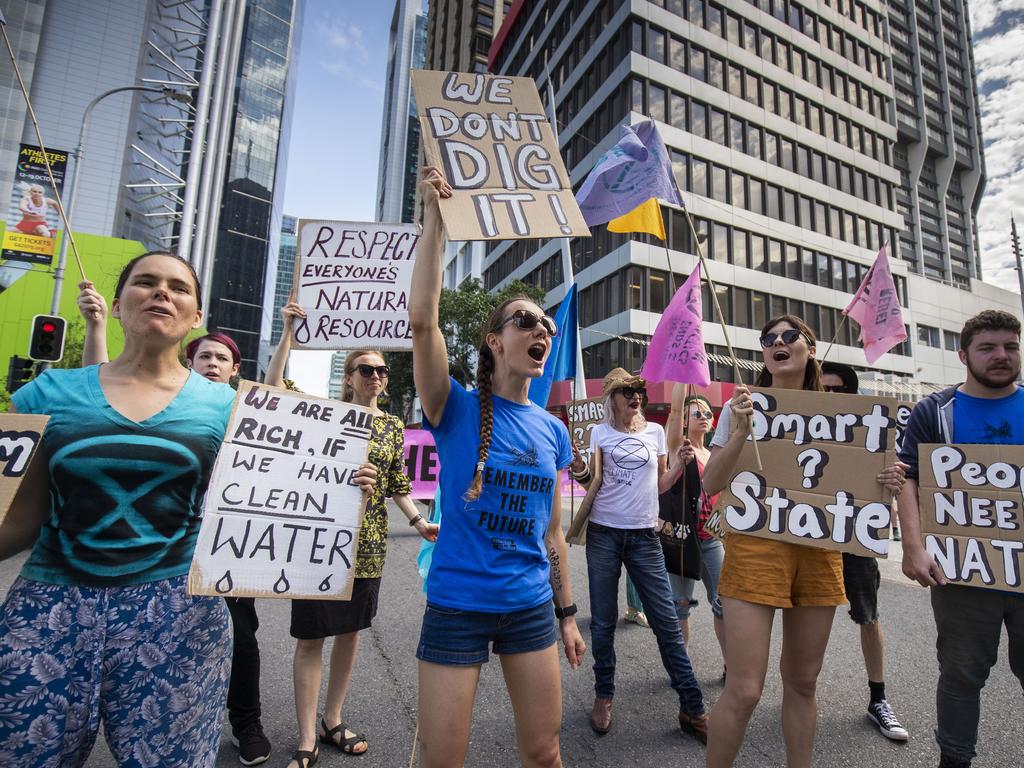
[589,421,667,529]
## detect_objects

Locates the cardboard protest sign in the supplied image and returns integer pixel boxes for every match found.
[566,396,605,465]
[411,70,590,241]
[0,414,49,524]
[403,429,439,499]
[719,388,900,557]
[189,382,372,600]
[918,444,1024,592]
[292,221,419,350]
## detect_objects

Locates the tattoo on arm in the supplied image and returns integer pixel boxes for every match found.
[548,545,563,596]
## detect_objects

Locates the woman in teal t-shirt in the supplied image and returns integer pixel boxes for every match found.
[408,167,586,767]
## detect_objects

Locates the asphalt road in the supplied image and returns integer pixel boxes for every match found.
[1,503,1020,767]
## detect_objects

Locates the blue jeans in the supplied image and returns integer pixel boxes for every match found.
[931,584,1024,761]
[585,522,705,716]
[669,537,725,620]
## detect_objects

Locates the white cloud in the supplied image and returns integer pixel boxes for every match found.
[314,13,382,91]
[970,1,1024,291]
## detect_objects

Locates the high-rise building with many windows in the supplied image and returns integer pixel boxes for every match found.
[377,1,428,224]
[485,0,1016,392]
[269,214,298,346]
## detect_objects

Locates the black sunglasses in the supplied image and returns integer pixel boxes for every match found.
[759,329,805,348]
[615,386,647,400]
[499,309,558,337]
[689,408,713,419]
[822,384,847,393]
[356,364,389,378]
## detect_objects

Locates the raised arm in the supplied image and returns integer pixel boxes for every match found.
[409,167,453,426]
[702,385,753,495]
[264,301,305,387]
[77,280,109,365]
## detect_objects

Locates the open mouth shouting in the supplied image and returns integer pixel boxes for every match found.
[772,349,791,362]
[144,304,174,318]
[527,342,547,363]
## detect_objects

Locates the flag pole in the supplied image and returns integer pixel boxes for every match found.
[682,208,763,469]
[819,313,849,363]
[679,382,690,579]
[0,17,86,283]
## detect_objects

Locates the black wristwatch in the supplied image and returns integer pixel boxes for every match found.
[554,602,578,620]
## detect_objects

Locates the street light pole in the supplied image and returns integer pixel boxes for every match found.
[49,85,191,315]
[1012,216,1024,321]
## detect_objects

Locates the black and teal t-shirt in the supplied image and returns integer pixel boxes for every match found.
[12,366,236,587]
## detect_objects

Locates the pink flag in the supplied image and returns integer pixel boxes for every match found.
[642,267,711,386]
[843,244,907,364]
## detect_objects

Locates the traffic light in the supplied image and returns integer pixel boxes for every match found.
[6,355,34,394]
[28,314,66,362]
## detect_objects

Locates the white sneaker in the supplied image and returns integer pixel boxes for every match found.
[868,699,909,742]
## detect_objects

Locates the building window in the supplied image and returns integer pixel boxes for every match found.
[917,325,941,348]
[943,330,961,351]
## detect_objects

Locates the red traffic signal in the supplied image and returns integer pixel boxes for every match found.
[28,314,67,362]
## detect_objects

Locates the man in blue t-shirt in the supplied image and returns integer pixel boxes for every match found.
[897,310,1024,768]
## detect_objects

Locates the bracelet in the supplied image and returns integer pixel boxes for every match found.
[554,602,578,619]
[570,466,591,482]
[408,513,424,528]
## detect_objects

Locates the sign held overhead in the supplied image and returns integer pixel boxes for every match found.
[412,70,590,241]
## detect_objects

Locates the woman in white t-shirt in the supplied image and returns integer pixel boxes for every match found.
[581,368,707,741]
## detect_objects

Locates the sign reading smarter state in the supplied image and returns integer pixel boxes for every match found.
[293,220,419,350]
[189,382,372,600]
[918,444,1024,592]
[0,414,49,524]
[720,388,900,557]
[412,70,590,241]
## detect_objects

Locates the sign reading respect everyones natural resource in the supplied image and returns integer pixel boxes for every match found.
[188,382,372,600]
[0,414,49,524]
[918,443,1024,592]
[411,70,590,241]
[293,220,419,350]
[719,388,900,557]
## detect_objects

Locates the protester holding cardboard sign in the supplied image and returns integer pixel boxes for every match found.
[819,361,909,743]
[264,337,435,768]
[897,309,1024,768]
[701,315,906,768]
[0,252,242,766]
[410,166,585,768]
[582,368,707,740]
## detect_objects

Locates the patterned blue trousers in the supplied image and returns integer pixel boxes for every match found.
[0,575,231,767]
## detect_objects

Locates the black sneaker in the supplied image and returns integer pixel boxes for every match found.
[867,699,909,742]
[938,755,971,768]
[232,721,272,766]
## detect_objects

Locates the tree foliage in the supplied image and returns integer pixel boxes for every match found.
[384,279,546,423]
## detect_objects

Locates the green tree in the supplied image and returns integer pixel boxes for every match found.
[384,278,546,423]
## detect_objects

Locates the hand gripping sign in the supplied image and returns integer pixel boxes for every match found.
[411,70,590,241]
[188,382,372,600]
[719,388,900,557]
[293,220,419,351]
[918,444,1024,592]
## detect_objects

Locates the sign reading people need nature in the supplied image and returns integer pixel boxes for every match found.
[719,388,900,557]
[918,444,1024,592]
[293,221,419,350]
[411,70,590,241]
[0,414,49,524]
[188,382,372,600]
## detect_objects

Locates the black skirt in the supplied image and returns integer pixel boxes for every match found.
[289,577,382,639]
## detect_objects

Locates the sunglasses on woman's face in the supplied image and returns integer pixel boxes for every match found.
[615,386,647,400]
[356,364,389,378]
[823,384,847,393]
[689,408,713,419]
[759,329,804,348]
[499,309,558,337]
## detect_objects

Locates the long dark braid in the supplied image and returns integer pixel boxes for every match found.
[465,346,495,500]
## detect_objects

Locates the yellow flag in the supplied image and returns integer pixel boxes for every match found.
[607,197,665,240]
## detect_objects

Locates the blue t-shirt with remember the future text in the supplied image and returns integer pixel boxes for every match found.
[12,365,236,587]
[425,377,572,612]
[952,387,1024,444]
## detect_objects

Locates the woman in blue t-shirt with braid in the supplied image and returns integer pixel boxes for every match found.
[409,167,586,768]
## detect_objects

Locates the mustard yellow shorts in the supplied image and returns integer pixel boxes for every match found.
[718,533,847,609]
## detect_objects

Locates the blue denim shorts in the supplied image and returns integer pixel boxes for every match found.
[416,600,558,665]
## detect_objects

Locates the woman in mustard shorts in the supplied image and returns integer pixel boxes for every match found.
[701,315,906,768]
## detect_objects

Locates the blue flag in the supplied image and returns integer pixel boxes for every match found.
[529,282,578,408]
[575,120,683,226]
